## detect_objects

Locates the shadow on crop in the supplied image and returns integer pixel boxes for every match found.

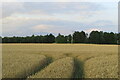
[25,56,53,79]
[73,58,85,78]
[64,53,85,78]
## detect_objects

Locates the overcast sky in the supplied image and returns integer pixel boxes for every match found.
[1,2,118,37]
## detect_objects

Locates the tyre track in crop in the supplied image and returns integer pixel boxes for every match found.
[31,54,85,78]
[26,56,53,79]
[27,53,85,78]
[64,53,85,78]
[28,57,74,78]
[73,58,84,78]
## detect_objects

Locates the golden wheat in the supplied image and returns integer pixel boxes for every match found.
[3,53,47,78]
[84,55,118,78]
[29,57,74,78]
[2,44,118,78]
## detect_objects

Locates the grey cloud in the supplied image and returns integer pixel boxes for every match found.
[2,19,117,36]
[23,2,103,14]
[2,2,104,18]
[2,2,117,37]
[2,2,25,18]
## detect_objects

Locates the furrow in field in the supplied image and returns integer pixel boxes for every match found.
[28,57,74,78]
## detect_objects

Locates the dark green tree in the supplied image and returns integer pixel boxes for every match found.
[73,31,86,43]
[89,31,100,44]
[67,34,72,43]
[99,31,104,44]
[117,33,120,44]
[47,34,55,43]
[0,36,2,43]
[79,31,87,43]
[73,31,81,43]
[1,31,118,44]
[103,32,117,44]
[55,33,67,43]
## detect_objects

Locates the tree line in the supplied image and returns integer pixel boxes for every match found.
[1,31,120,44]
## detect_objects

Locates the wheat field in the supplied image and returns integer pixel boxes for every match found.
[2,44,118,78]
[29,57,74,78]
[3,53,48,78]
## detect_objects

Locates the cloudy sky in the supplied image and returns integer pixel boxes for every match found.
[1,2,118,37]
